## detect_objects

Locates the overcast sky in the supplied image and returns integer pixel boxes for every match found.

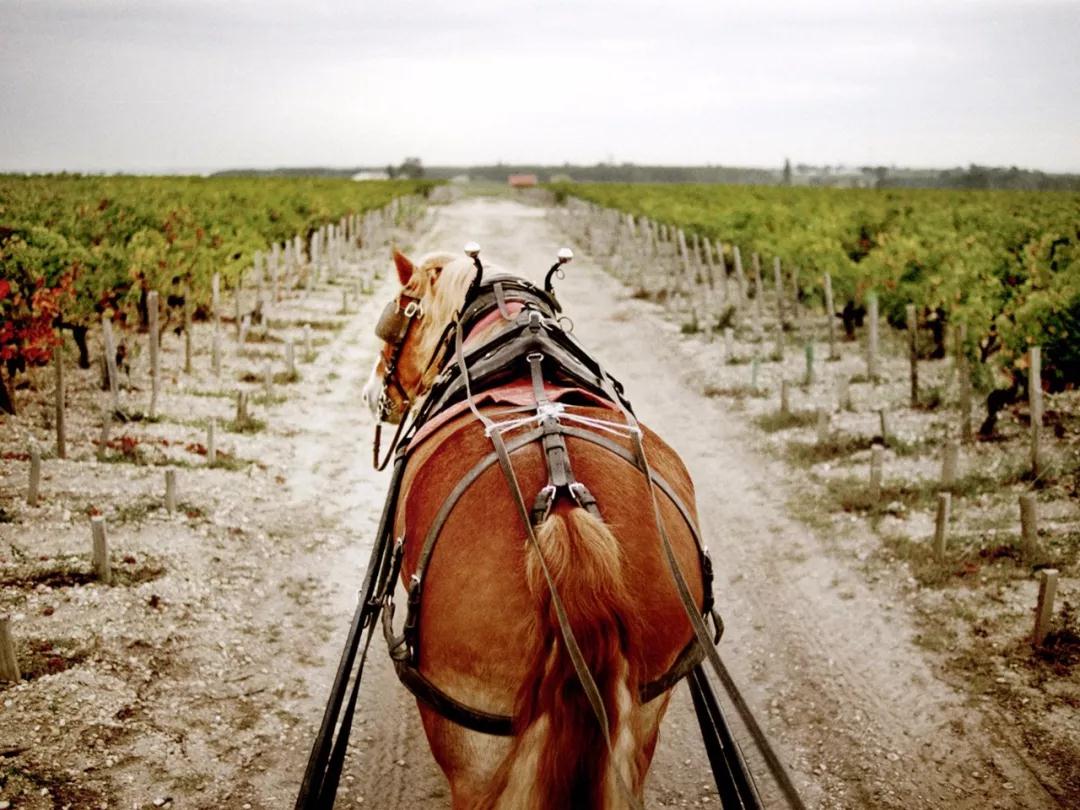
[1,0,1078,173]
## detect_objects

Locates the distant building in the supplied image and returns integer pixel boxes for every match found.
[352,170,391,181]
[508,174,539,188]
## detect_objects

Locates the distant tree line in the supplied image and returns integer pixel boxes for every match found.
[212,161,1080,191]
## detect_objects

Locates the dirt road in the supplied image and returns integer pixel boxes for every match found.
[0,196,1063,809]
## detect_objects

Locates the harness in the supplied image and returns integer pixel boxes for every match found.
[297,272,805,810]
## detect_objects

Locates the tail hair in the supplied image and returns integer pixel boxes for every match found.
[478,508,644,809]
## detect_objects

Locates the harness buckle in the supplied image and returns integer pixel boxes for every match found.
[531,484,556,526]
[403,300,421,318]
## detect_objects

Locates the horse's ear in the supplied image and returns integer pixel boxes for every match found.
[427,264,444,286]
[392,249,414,286]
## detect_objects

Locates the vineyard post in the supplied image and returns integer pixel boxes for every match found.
[27,441,41,507]
[869,445,884,502]
[271,248,281,303]
[906,304,919,407]
[789,266,801,323]
[750,358,760,391]
[959,326,976,444]
[751,252,765,338]
[341,289,349,315]
[677,230,692,311]
[877,409,889,446]
[836,376,851,411]
[772,256,785,328]
[183,281,193,374]
[779,379,791,416]
[91,515,112,583]
[148,291,160,418]
[933,493,951,563]
[804,343,814,387]
[1019,493,1039,560]
[54,340,66,459]
[823,272,838,360]
[234,276,243,338]
[0,616,19,682]
[724,327,734,364]
[285,340,297,380]
[941,441,959,488]
[239,315,250,346]
[212,273,220,331]
[235,391,249,427]
[212,329,222,378]
[866,292,879,381]
[1029,346,1043,477]
[165,468,177,514]
[773,319,784,361]
[716,241,730,303]
[101,315,121,414]
[1033,569,1058,646]
[815,408,830,444]
[733,246,747,306]
[263,362,273,398]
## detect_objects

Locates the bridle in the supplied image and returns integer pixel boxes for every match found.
[372,293,422,470]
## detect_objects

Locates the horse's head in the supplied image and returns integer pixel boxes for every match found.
[362,249,476,423]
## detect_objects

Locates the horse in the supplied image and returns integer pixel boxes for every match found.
[359,248,713,809]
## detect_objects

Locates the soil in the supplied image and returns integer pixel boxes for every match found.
[1,196,1075,809]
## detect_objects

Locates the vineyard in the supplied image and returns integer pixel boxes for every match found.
[0,175,435,413]
[558,183,1080,404]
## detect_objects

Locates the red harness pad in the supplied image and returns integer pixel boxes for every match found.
[408,380,617,451]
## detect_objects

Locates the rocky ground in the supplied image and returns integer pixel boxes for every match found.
[0,195,1076,809]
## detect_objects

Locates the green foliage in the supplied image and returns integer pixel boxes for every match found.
[0,174,428,381]
[565,183,1080,388]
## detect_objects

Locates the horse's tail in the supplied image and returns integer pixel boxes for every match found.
[481,508,643,810]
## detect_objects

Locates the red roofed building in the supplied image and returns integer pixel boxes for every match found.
[508,174,539,188]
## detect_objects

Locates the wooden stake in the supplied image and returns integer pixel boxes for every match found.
[823,272,838,361]
[101,315,121,414]
[304,324,313,362]
[211,327,222,377]
[815,408,830,444]
[751,252,764,338]
[183,281,193,374]
[0,615,19,683]
[906,304,918,407]
[957,324,973,443]
[27,442,41,507]
[285,340,296,378]
[207,420,216,466]
[341,289,349,315]
[235,391,249,426]
[1033,569,1058,646]
[165,469,177,514]
[54,340,66,459]
[148,291,160,418]
[91,515,112,583]
[750,358,760,391]
[1029,346,1043,478]
[772,256,785,327]
[933,493,951,562]
[1019,493,1039,560]
[804,343,815,386]
[723,327,734,363]
[941,441,959,488]
[866,292,879,381]
[836,376,851,411]
[780,380,791,416]
[877,409,889,446]
[869,445,884,502]
[733,246,747,306]
[263,362,273,398]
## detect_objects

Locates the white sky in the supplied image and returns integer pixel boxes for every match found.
[1,0,1078,173]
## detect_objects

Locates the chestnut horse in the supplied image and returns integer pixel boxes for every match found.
[361,250,710,809]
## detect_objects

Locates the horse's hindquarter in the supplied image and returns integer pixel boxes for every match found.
[394,404,706,716]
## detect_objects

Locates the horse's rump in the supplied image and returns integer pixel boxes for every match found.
[395,404,706,722]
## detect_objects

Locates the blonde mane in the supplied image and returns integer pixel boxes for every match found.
[411,252,483,390]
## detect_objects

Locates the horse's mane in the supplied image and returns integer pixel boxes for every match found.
[413,252,481,387]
